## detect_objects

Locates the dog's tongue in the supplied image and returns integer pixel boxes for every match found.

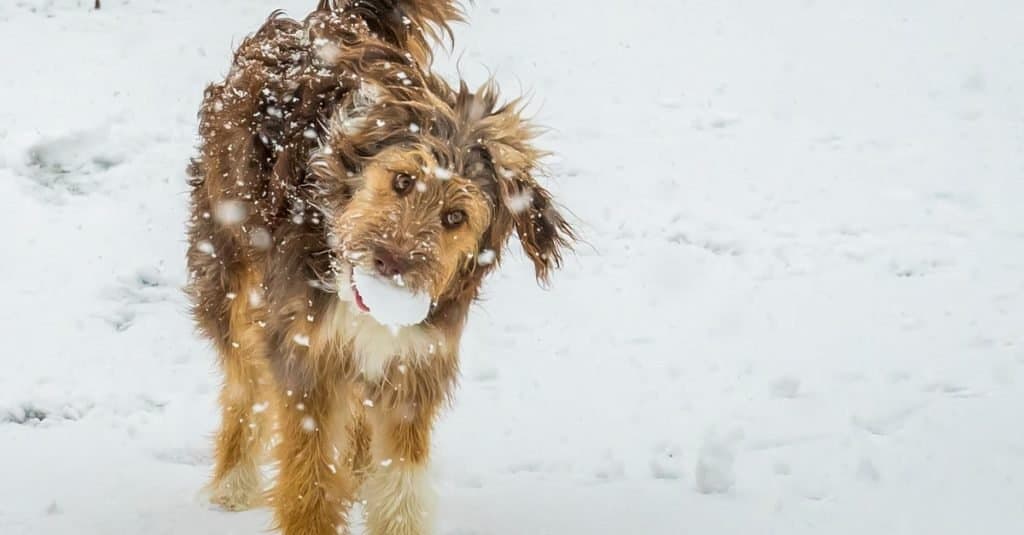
[350,268,431,329]
[351,284,370,313]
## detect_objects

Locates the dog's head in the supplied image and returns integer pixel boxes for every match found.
[310,71,574,318]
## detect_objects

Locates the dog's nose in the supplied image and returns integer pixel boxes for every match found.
[373,249,406,278]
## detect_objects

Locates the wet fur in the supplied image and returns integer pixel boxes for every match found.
[186,2,573,534]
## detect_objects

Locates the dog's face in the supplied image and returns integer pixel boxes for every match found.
[312,77,575,318]
[332,146,493,301]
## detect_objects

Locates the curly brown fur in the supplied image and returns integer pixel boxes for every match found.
[317,0,465,65]
[186,3,572,534]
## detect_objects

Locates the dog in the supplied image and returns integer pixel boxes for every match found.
[185,1,574,533]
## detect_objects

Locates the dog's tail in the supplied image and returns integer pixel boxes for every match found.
[316,0,466,63]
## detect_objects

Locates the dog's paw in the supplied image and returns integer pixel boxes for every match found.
[204,465,264,512]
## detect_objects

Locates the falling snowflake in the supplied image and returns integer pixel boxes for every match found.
[250,227,273,250]
[314,41,343,65]
[196,240,215,256]
[248,288,265,307]
[477,249,496,265]
[214,200,247,225]
[506,191,533,214]
[433,166,453,180]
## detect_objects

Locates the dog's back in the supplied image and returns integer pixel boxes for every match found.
[188,1,463,241]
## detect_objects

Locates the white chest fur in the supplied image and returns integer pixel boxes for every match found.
[326,289,444,380]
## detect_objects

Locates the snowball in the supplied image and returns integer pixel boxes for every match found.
[649,443,685,480]
[351,268,431,329]
[695,432,738,494]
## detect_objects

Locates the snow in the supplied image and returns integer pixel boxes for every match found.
[351,268,432,329]
[213,200,247,226]
[1,0,1023,534]
[504,190,532,213]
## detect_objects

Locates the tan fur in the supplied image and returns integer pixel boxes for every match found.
[186,2,574,534]
[204,269,276,511]
[322,280,446,380]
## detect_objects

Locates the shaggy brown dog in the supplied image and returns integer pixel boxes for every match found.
[185,1,574,534]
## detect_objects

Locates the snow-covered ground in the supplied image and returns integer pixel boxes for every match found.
[2,0,1023,533]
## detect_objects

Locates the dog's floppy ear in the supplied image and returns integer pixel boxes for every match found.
[495,166,576,283]
[456,81,575,283]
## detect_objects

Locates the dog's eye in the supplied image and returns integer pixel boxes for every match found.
[442,210,466,229]
[392,173,415,195]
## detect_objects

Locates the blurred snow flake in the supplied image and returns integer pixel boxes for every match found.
[214,200,247,225]
[433,166,453,180]
[477,249,496,265]
[314,40,343,65]
[196,240,215,256]
[250,226,273,250]
[248,288,265,307]
[506,191,533,213]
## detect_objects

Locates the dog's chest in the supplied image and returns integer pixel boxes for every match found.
[323,299,443,380]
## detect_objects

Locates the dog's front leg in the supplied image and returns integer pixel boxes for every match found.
[270,368,358,535]
[362,392,442,535]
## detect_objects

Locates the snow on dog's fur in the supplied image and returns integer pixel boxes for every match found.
[184,2,574,534]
